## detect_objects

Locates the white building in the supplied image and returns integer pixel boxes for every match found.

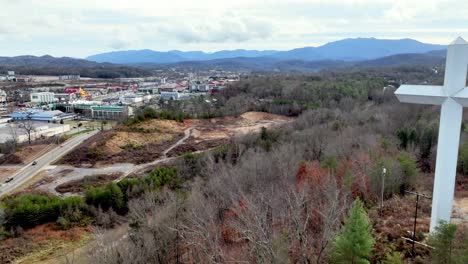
[120,93,144,104]
[160,91,180,100]
[59,75,80,81]
[30,92,55,104]
[54,93,76,102]
[190,84,212,92]
[0,122,71,144]
[0,89,7,103]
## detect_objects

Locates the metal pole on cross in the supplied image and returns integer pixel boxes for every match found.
[404,190,432,257]
[395,37,468,232]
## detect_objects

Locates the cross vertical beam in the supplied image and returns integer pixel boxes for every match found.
[431,98,463,231]
[430,38,468,232]
[395,37,468,232]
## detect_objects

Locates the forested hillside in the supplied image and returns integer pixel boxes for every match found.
[3,66,468,263]
[0,55,152,78]
[90,67,465,262]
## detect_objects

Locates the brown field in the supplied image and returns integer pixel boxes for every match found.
[58,112,293,167]
[0,168,18,182]
[0,144,56,181]
[0,144,55,166]
[0,223,90,264]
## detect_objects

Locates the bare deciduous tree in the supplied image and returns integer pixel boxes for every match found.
[18,117,35,144]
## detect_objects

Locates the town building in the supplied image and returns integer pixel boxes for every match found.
[9,109,75,122]
[160,91,180,100]
[59,75,80,81]
[54,93,76,102]
[30,92,55,104]
[90,105,128,120]
[120,93,144,104]
[190,84,212,92]
[0,122,71,144]
[0,89,7,103]
[138,87,159,94]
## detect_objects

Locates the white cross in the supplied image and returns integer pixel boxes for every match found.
[395,37,468,232]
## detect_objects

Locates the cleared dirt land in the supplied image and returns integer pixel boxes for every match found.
[57,119,187,167]
[29,112,293,196]
[58,112,293,167]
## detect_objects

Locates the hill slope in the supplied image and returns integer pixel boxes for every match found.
[0,55,151,78]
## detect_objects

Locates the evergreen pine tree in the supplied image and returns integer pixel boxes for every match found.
[381,252,403,264]
[428,221,457,264]
[332,198,375,264]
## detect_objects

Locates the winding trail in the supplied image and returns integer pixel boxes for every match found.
[162,127,192,158]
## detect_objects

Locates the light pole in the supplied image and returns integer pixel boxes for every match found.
[380,167,387,215]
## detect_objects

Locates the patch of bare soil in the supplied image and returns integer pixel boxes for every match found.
[240,111,292,123]
[58,122,186,167]
[0,168,18,182]
[167,138,229,157]
[58,112,293,167]
[16,144,54,164]
[0,154,23,165]
[97,136,184,166]
[0,144,54,166]
[55,173,122,194]
[26,176,55,192]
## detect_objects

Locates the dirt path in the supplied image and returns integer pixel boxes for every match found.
[162,127,193,158]
[37,128,193,196]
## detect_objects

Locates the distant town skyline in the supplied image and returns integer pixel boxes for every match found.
[1,0,467,58]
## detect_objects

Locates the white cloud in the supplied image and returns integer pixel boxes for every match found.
[0,0,467,57]
[156,15,273,43]
[384,0,440,21]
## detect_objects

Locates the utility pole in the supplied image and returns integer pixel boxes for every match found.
[404,190,432,257]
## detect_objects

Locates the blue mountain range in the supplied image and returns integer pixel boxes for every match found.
[86,38,445,64]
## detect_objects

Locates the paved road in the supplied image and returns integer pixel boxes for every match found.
[41,127,195,196]
[0,130,99,197]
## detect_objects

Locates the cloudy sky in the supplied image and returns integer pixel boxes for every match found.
[1,0,467,58]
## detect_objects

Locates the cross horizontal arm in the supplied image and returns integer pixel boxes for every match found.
[394,85,447,105]
[451,88,468,107]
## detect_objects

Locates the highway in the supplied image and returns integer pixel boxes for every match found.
[0,130,99,197]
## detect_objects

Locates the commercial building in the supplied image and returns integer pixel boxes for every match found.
[30,92,55,104]
[59,75,80,81]
[54,93,76,102]
[90,105,128,120]
[160,91,180,100]
[9,109,75,122]
[120,93,144,104]
[190,84,212,92]
[138,87,159,94]
[0,89,7,103]
[0,122,71,144]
